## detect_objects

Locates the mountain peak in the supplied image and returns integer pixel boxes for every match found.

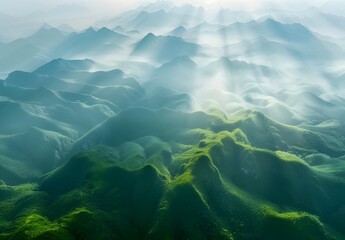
[171,55,196,65]
[173,26,187,32]
[34,58,96,75]
[168,26,188,36]
[41,22,52,30]
[98,27,113,34]
[28,26,65,40]
[206,57,252,70]
[143,32,156,40]
[113,25,125,33]
[160,55,197,69]
[83,27,97,34]
[34,26,58,34]
[135,33,157,46]
[216,56,232,65]
[98,27,111,32]
[259,17,281,26]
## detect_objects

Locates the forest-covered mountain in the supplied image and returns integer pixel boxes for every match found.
[1,1,345,239]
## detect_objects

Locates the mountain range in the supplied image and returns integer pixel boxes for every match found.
[1,1,345,239]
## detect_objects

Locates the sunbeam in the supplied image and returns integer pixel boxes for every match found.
[0,0,345,239]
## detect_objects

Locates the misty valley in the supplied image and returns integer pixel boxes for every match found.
[1,1,345,239]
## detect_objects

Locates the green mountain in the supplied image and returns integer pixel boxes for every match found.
[0,59,204,185]
[1,2,345,239]
[1,108,344,239]
[0,59,147,184]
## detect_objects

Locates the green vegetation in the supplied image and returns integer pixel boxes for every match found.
[2,4,345,239]
[1,108,345,239]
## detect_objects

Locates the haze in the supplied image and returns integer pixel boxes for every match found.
[1,0,345,238]
[0,0,336,16]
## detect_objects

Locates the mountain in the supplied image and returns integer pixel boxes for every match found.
[113,60,156,81]
[91,27,129,42]
[166,26,188,37]
[0,26,129,74]
[126,10,180,32]
[0,58,149,183]
[113,25,126,34]
[276,9,345,38]
[189,21,224,32]
[0,25,130,75]
[131,33,200,62]
[218,19,345,62]
[6,71,143,109]
[218,18,317,43]
[0,39,51,75]
[1,1,345,239]
[224,36,296,58]
[72,107,345,158]
[279,91,345,123]
[3,107,336,239]
[0,4,92,41]
[52,27,129,57]
[202,57,277,92]
[97,2,201,31]
[154,56,197,75]
[33,58,142,90]
[135,87,194,111]
[0,83,118,157]
[34,58,100,76]
[147,56,199,92]
[25,27,67,49]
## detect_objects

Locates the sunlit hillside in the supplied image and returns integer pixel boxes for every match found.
[1,0,345,239]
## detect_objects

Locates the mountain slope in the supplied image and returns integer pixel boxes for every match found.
[132,33,200,62]
[1,108,344,239]
[25,27,67,49]
[52,28,128,57]
[146,56,199,92]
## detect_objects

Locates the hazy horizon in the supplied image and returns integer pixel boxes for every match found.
[1,0,345,239]
[0,0,340,16]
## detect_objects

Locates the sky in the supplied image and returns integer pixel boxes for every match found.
[0,0,332,16]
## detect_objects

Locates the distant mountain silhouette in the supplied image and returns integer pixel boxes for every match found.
[132,33,200,61]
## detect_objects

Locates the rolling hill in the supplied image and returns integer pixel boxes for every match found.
[1,1,345,239]
[1,108,345,239]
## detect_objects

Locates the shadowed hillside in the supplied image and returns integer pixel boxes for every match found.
[1,1,345,239]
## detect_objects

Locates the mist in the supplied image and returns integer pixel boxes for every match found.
[0,0,335,16]
[1,0,345,239]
